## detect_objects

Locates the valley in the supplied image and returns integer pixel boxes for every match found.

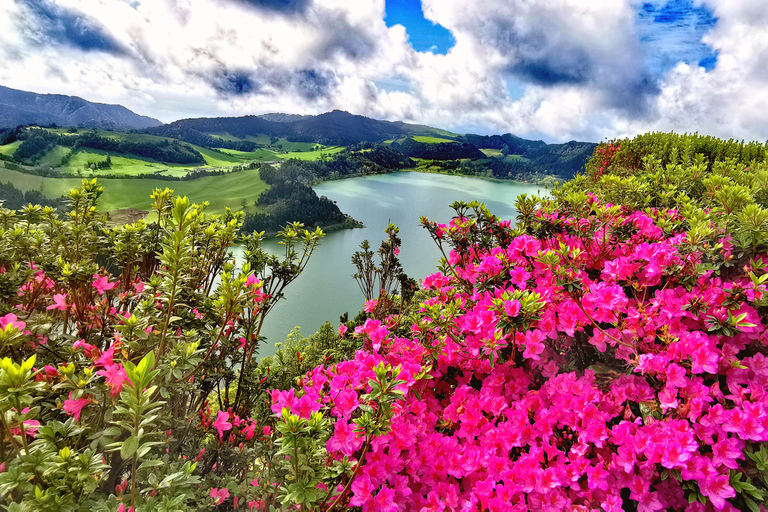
[0,109,595,225]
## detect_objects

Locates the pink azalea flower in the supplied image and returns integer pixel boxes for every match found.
[327,419,363,456]
[269,388,296,415]
[73,339,99,358]
[95,343,119,367]
[338,323,348,337]
[241,421,257,440]
[96,363,130,398]
[0,313,25,332]
[213,410,232,439]
[209,487,229,506]
[290,394,322,419]
[10,408,40,437]
[699,474,736,509]
[63,392,90,421]
[132,280,145,293]
[46,293,68,311]
[364,298,378,313]
[92,273,117,295]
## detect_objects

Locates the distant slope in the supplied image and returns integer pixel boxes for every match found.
[0,85,161,131]
[464,132,596,178]
[146,111,596,179]
[258,113,311,123]
[148,110,454,146]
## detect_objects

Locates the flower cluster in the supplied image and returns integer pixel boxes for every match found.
[279,198,768,511]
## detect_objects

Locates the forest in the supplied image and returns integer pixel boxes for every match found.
[240,161,348,233]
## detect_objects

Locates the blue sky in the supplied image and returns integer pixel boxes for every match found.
[385,0,454,54]
[0,0,766,142]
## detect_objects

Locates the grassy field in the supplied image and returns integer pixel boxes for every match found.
[216,148,282,161]
[480,148,504,157]
[412,136,456,144]
[272,139,319,152]
[0,166,269,215]
[0,164,46,190]
[189,145,246,167]
[61,148,171,176]
[210,132,241,142]
[38,146,71,167]
[279,146,345,160]
[0,141,21,157]
[502,154,529,163]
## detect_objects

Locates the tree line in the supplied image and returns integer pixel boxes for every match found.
[7,127,205,165]
[240,161,347,233]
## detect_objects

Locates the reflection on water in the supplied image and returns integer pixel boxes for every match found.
[247,172,545,359]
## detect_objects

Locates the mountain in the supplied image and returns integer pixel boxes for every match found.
[0,85,161,131]
[149,110,451,146]
[258,113,311,123]
[145,110,596,179]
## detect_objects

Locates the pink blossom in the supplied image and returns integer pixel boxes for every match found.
[96,364,130,398]
[73,339,99,358]
[327,419,363,456]
[364,298,378,313]
[213,410,232,439]
[92,273,117,295]
[209,487,230,506]
[63,392,90,421]
[290,394,321,419]
[46,293,68,311]
[0,313,25,332]
[699,474,736,509]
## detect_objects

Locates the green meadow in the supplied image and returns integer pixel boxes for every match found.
[278,146,345,160]
[411,135,456,144]
[0,165,268,215]
[0,140,21,157]
[480,148,503,157]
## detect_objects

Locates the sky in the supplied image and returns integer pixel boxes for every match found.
[0,0,765,143]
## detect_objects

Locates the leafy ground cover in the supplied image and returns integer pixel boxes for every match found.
[2,132,768,512]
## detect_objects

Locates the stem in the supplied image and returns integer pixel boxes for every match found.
[130,386,141,508]
[324,438,371,512]
[0,414,23,458]
[177,320,229,382]
[156,273,178,362]
[569,292,634,350]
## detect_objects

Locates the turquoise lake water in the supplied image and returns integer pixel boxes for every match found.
[240,171,546,358]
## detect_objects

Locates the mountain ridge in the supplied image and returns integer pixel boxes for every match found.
[0,85,162,131]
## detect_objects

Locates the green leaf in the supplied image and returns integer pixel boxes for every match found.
[121,435,139,459]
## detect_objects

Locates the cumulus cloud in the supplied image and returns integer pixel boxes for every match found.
[0,0,766,143]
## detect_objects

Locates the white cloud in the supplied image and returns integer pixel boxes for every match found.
[0,0,767,143]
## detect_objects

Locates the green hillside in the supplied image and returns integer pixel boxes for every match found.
[0,164,268,214]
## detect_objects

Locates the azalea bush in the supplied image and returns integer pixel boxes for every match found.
[0,180,330,511]
[3,132,768,512]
